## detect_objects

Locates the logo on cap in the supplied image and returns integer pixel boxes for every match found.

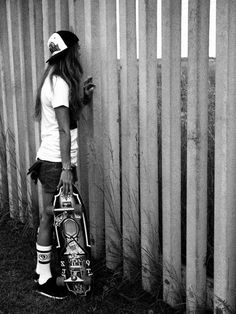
[49,42,60,54]
[47,33,68,58]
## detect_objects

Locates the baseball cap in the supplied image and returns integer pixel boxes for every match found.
[46,30,79,63]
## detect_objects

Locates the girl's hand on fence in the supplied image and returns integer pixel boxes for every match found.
[57,169,73,196]
[83,76,96,104]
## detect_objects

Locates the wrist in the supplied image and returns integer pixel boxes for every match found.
[62,167,72,171]
[62,162,72,171]
[83,93,92,105]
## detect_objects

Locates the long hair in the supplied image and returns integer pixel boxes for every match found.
[34,42,83,128]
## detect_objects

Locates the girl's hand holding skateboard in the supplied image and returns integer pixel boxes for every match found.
[57,168,73,196]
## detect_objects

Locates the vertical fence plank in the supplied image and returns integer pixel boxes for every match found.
[162,0,182,306]
[15,0,30,220]
[21,0,43,225]
[28,0,45,219]
[88,0,105,260]
[99,0,121,269]
[80,0,92,214]
[17,0,33,222]
[42,0,56,62]
[32,0,45,86]
[119,0,139,279]
[73,0,90,212]
[74,0,85,47]
[0,65,9,210]
[82,0,105,260]
[2,0,16,215]
[55,0,69,30]
[0,108,8,210]
[214,0,236,311]
[139,0,158,292]
[0,10,9,211]
[5,0,25,219]
[186,0,210,311]
[55,0,62,30]
[68,0,76,31]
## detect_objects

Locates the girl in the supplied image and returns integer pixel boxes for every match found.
[33,30,94,299]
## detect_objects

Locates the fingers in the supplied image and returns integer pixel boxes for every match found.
[84,76,96,96]
[84,76,93,84]
[57,179,62,191]
[69,182,73,195]
[63,181,73,196]
[86,83,96,90]
[58,170,73,196]
[63,181,68,196]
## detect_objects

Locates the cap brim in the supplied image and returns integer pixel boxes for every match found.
[46,49,68,63]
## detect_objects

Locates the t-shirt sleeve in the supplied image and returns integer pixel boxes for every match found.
[51,76,69,109]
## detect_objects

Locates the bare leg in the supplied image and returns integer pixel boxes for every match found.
[37,192,54,246]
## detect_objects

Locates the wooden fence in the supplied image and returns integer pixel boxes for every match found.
[0,0,236,312]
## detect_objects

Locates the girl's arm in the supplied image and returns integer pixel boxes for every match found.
[55,106,73,195]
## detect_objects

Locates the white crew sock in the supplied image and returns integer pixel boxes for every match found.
[36,243,52,285]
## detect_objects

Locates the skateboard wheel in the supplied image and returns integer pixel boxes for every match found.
[46,205,54,215]
[74,204,82,214]
[83,276,92,286]
[56,276,65,286]
[71,275,77,281]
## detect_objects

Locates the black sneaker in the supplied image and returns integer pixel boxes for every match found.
[35,277,68,300]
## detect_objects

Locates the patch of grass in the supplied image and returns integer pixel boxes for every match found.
[0,214,179,314]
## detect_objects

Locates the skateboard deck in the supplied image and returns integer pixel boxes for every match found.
[50,185,92,296]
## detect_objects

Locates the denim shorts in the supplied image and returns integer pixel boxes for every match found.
[38,160,77,194]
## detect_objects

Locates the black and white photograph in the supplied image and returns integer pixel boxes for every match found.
[0,0,233,313]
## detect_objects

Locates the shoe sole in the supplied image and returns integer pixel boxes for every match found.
[36,289,67,300]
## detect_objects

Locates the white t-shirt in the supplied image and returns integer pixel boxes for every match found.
[36,75,78,165]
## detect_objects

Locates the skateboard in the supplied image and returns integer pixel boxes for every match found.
[48,185,92,296]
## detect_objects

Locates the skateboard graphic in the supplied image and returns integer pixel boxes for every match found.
[48,185,92,296]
